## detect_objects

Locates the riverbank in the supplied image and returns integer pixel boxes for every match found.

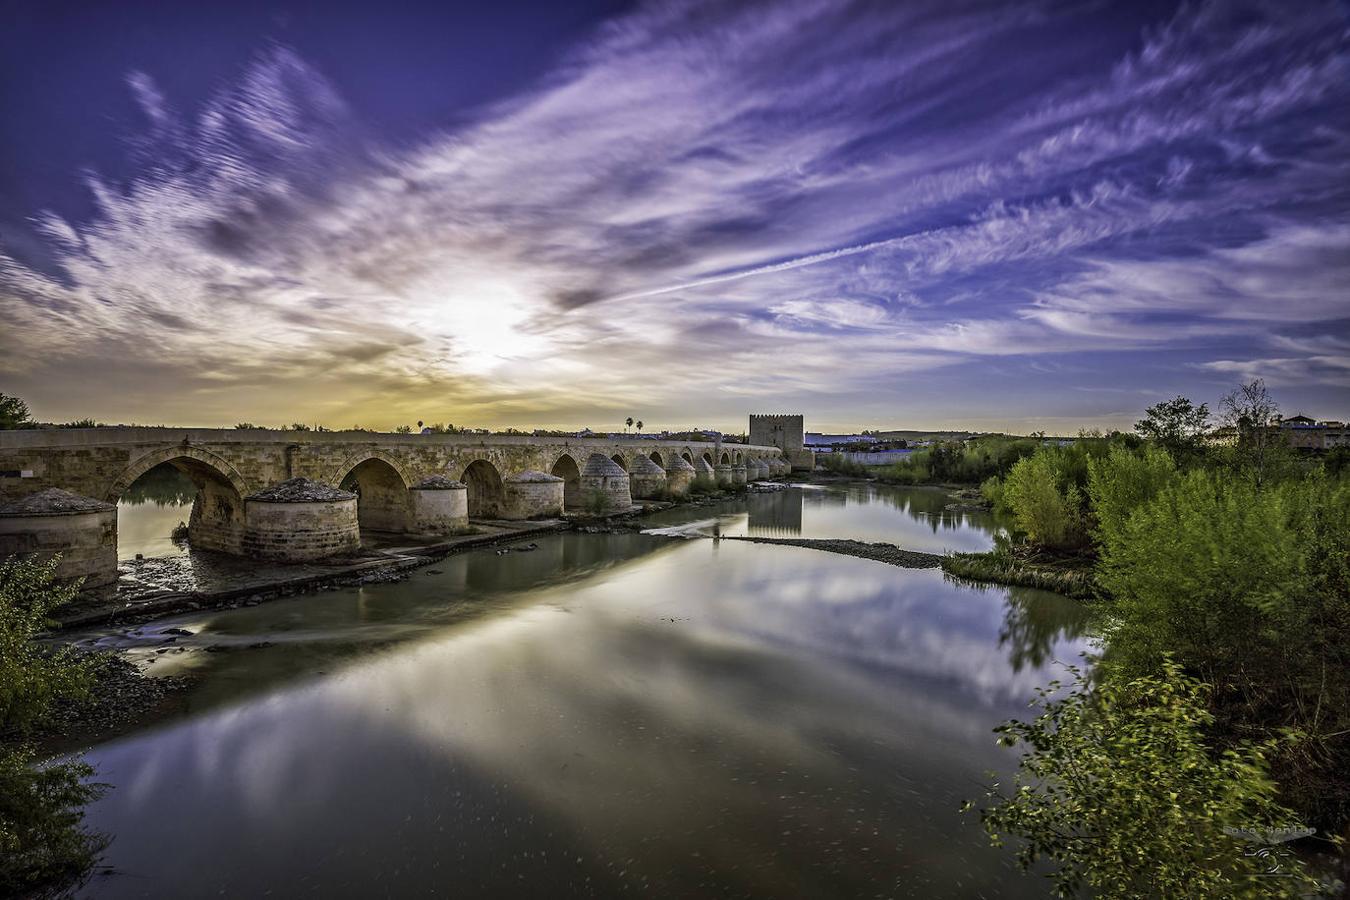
[941,549,1099,600]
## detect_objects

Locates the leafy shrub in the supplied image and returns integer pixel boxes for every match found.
[1086,443,1176,551]
[1098,470,1350,827]
[972,661,1321,899]
[1001,451,1090,550]
[0,557,108,896]
[818,454,870,478]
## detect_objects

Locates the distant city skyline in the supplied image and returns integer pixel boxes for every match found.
[2,1,1347,432]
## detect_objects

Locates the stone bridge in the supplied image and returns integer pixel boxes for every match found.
[0,427,793,592]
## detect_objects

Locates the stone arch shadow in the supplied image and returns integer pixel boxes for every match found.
[461,459,506,518]
[333,451,414,534]
[550,453,582,510]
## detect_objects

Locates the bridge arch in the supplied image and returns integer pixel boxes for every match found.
[681,449,694,463]
[648,450,664,468]
[335,453,413,533]
[550,453,582,510]
[461,459,505,518]
[107,445,250,502]
[702,450,715,465]
[106,446,250,555]
[610,454,628,472]
[719,451,731,465]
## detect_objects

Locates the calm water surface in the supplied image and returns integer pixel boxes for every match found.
[644,482,1005,553]
[79,485,1086,898]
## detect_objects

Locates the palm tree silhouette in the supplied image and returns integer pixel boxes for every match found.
[625,417,634,433]
[636,420,644,434]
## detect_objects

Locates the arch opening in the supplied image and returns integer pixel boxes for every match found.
[681,450,693,463]
[339,457,411,534]
[649,450,664,468]
[550,454,583,510]
[114,457,245,558]
[702,451,714,465]
[719,451,731,465]
[461,460,505,518]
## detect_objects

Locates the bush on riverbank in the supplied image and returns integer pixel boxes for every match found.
[0,557,107,897]
[963,384,1350,876]
[816,454,871,478]
[971,661,1320,898]
[878,435,1044,486]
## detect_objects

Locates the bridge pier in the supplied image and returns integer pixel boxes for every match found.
[663,456,696,496]
[581,454,632,512]
[0,489,118,597]
[628,456,668,499]
[241,479,360,562]
[503,471,565,519]
[408,476,469,535]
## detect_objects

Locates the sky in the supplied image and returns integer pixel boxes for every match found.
[1,0,1347,434]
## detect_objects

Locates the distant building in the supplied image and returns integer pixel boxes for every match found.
[804,433,877,448]
[1276,415,1349,451]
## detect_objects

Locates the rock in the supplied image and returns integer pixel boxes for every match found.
[163,627,193,636]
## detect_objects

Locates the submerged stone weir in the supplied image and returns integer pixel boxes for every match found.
[581,454,632,512]
[408,475,468,535]
[628,455,668,499]
[503,471,565,519]
[0,488,118,596]
[242,478,360,562]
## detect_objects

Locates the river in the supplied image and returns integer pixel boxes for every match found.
[84,482,1090,897]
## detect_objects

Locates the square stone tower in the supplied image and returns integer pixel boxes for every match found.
[749,414,813,471]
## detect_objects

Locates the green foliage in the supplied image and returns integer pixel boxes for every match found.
[972,661,1320,899]
[1135,395,1210,456]
[0,749,107,898]
[881,436,1042,486]
[393,424,412,434]
[1098,469,1350,826]
[58,419,100,429]
[0,558,93,733]
[1000,450,1090,551]
[1086,443,1177,550]
[817,454,870,478]
[0,557,108,896]
[0,393,31,430]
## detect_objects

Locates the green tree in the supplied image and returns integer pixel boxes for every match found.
[1001,451,1090,550]
[0,557,108,895]
[1134,395,1210,456]
[1098,470,1350,827]
[971,661,1320,899]
[1086,443,1176,551]
[0,393,32,430]
[393,424,412,434]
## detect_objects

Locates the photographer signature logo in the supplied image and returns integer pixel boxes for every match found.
[1222,825,1315,878]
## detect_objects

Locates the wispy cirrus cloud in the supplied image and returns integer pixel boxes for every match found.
[1,0,1347,430]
